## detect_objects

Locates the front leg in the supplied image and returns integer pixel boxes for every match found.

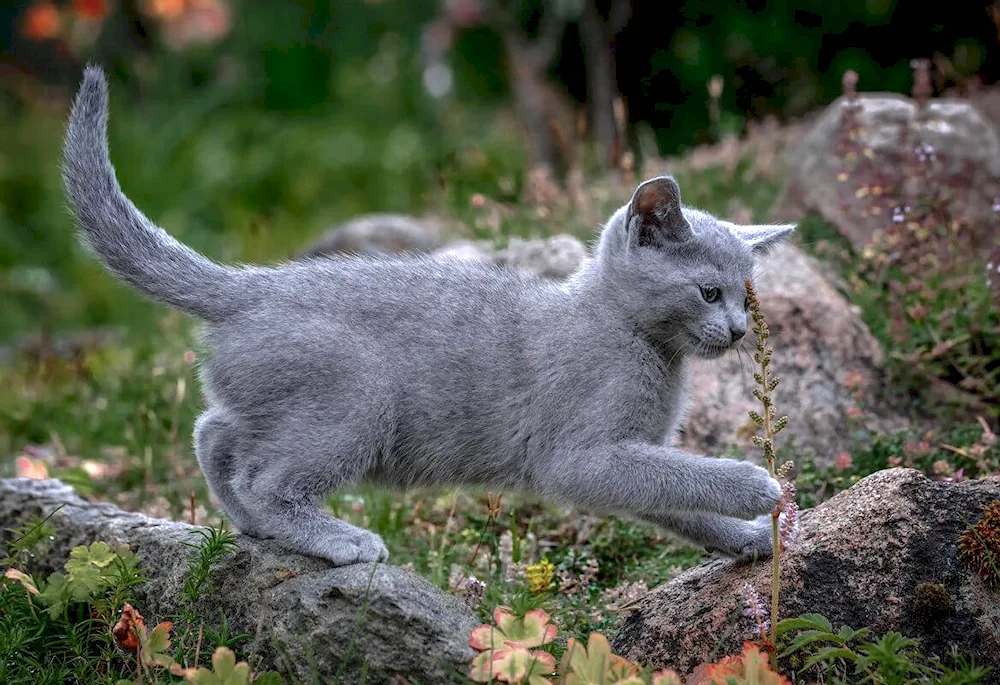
[643,510,775,560]
[532,441,781,520]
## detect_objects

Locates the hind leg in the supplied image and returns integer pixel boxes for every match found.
[231,415,389,566]
[194,410,262,536]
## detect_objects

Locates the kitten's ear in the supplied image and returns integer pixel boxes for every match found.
[627,176,694,248]
[721,221,796,256]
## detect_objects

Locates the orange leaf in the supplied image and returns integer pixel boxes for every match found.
[4,569,39,595]
[112,603,146,651]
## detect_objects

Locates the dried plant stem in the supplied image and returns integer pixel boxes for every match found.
[745,278,786,668]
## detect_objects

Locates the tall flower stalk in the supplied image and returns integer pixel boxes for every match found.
[745,279,793,667]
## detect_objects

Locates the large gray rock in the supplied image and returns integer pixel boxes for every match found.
[434,234,590,280]
[299,213,446,258]
[298,211,589,282]
[678,241,907,461]
[496,234,590,280]
[772,93,1000,252]
[0,478,477,684]
[613,469,1000,682]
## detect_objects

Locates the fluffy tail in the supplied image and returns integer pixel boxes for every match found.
[62,66,244,322]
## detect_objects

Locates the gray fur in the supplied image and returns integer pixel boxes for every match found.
[62,66,797,565]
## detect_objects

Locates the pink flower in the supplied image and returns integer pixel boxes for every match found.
[834,452,853,470]
[779,506,800,551]
[777,481,800,552]
[742,583,769,637]
[843,370,865,390]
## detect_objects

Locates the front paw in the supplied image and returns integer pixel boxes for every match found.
[735,514,777,561]
[702,515,775,561]
[725,461,782,519]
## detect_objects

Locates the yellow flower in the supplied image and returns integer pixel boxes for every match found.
[525,559,555,593]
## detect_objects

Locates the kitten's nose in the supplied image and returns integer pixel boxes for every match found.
[729,324,746,343]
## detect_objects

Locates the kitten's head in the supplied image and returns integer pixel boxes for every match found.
[595,175,795,359]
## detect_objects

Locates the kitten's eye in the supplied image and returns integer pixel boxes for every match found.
[700,286,720,303]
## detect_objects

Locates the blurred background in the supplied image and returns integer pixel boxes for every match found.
[2,0,999,341]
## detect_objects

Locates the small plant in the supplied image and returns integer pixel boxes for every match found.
[745,278,798,663]
[173,524,243,663]
[559,632,643,684]
[469,607,558,683]
[912,582,954,624]
[958,499,1000,588]
[776,612,990,683]
[525,559,555,594]
[466,606,786,685]
[171,646,284,685]
[689,642,790,685]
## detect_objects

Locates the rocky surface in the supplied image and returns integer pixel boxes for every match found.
[771,93,1000,252]
[613,469,1000,681]
[678,241,907,461]
[298,213,447,258]
[0,478,478,684]
[435,233,589,280]
[298,211,589,281]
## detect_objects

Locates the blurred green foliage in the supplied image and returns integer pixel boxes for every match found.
[1,0,997,341]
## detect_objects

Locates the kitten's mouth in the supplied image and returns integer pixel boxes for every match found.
[687,334,731,359]
[698,344,730,359]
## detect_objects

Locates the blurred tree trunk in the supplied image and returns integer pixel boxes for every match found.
[580,0,630,168]
[422,0,632,184]
[500,7,578,180]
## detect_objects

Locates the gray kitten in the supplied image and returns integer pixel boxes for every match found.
[62,67,795,566]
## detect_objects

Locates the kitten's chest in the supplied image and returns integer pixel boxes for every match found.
[648,359,692,442]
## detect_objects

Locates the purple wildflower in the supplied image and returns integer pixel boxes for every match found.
[777,481,801,551]
[462,576,485,610]
[892,206,906,224]
[914,142,936,163]
[992,197,1000,213]
[743,582,770,636]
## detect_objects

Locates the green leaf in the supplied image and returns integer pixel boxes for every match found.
[251,673,286,685]
[803,647,860,671]
[182,646,252,684]
[838,625,871,643]
[66,560,107,601]
[37,571,68,618]
[65,542,117,600]
[778,629,844,658]
[115,544,142,574]
[140,620,175,668]
[67,542,116,570]
[776,613,834,635]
